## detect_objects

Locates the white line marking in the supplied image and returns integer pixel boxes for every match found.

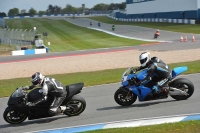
[24,112,200,133]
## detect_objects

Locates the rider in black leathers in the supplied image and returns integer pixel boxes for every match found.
[24,72,67,116]
[133,52,172,94]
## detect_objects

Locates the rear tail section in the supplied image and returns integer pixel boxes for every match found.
[65,83,84,99]
[172,66,188,78]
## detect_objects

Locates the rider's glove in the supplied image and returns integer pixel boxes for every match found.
[26,102,35,107]
[131,67,138,73]
[23,86,30,91]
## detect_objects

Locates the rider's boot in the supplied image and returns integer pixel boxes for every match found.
[152,85,160,93]
[152,85,160,98]
[60,106,67,113]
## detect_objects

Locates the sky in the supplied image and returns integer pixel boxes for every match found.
[0,0,125,14]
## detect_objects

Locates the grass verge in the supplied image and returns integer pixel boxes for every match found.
[0,60,199,98]
[5,18,148,52]
[87,16,200,34]
[0,44,16,55]
[82,120,200,133]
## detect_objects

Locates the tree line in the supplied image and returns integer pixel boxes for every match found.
[0,2,126,17]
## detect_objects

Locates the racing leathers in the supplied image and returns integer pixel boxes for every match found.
[134,57,172,93]
[26,77,67,116]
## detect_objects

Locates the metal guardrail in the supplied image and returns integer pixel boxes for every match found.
[108,15,196,24]
[0,29,35,46]
[0,14,109,49]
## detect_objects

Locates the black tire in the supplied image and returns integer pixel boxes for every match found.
[169,78,194,100]
[3,108,27,124]
[114,87,137,106]
[63,95,86,116]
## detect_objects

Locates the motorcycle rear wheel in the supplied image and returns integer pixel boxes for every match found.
[3,108,27,124]
[114,88,137,106]
[170,78,194,100]
[63,95,86,116]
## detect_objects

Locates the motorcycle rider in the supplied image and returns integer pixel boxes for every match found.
[132,52,172,94]
[23,72,67,116]
[154,29,160,39]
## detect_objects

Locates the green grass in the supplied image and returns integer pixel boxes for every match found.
[87,16,200,34]
[82,120,200,133]
[0,60,199,98]
[5,18,148,52]
[0,44,16,55]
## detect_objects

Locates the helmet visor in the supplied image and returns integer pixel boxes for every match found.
[140,57,147,64]
[32,80,39,85]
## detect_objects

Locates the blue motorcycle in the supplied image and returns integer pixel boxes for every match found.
[114,66,194,106]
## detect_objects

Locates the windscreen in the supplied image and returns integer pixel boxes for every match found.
[123,67,133,76]
[11,87,25,98]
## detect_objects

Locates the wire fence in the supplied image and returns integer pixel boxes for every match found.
[0,19,5,28]
[0,28,35,47]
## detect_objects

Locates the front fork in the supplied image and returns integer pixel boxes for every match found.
[121,87,133,99]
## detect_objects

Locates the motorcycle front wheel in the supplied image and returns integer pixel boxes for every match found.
[114,88,137,106]
[3,108,27,124]
[63,95,86,116]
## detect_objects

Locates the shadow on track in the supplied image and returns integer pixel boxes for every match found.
[0,115,67,129]
[96,99,177,111]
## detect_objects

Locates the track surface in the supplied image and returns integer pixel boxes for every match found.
[0,74,199,133]
[66,18,200,42]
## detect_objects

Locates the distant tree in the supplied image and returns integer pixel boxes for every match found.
[0,12,7,17]
[62,4,78,14]
[108,2,126,10]
[54,5,62,14]
[119,2,126,10]
[77,7,83,14]
[47,4,54,14]
[38,11,46,15]
[21,9,26,14]
[29,8,37,15]
[8,8,19,16]
[92,3,109,11]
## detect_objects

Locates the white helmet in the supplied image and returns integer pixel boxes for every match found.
[139,52,151,67]
[157,29,159,32]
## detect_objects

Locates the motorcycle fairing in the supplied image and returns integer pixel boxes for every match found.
[136,69,148,81]
[8,96,25,106]
[8,88,26,106]
[172,66,188,78]
[122,74,135,86]
[128,86,152,101]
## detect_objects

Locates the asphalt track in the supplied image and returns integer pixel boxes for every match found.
[0,74,199,133]
[0,18,200,133]
[66,18,200,41]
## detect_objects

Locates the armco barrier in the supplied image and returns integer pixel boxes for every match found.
[1,14,109,20]
[107,16,195,24]
[11,48,48,56]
